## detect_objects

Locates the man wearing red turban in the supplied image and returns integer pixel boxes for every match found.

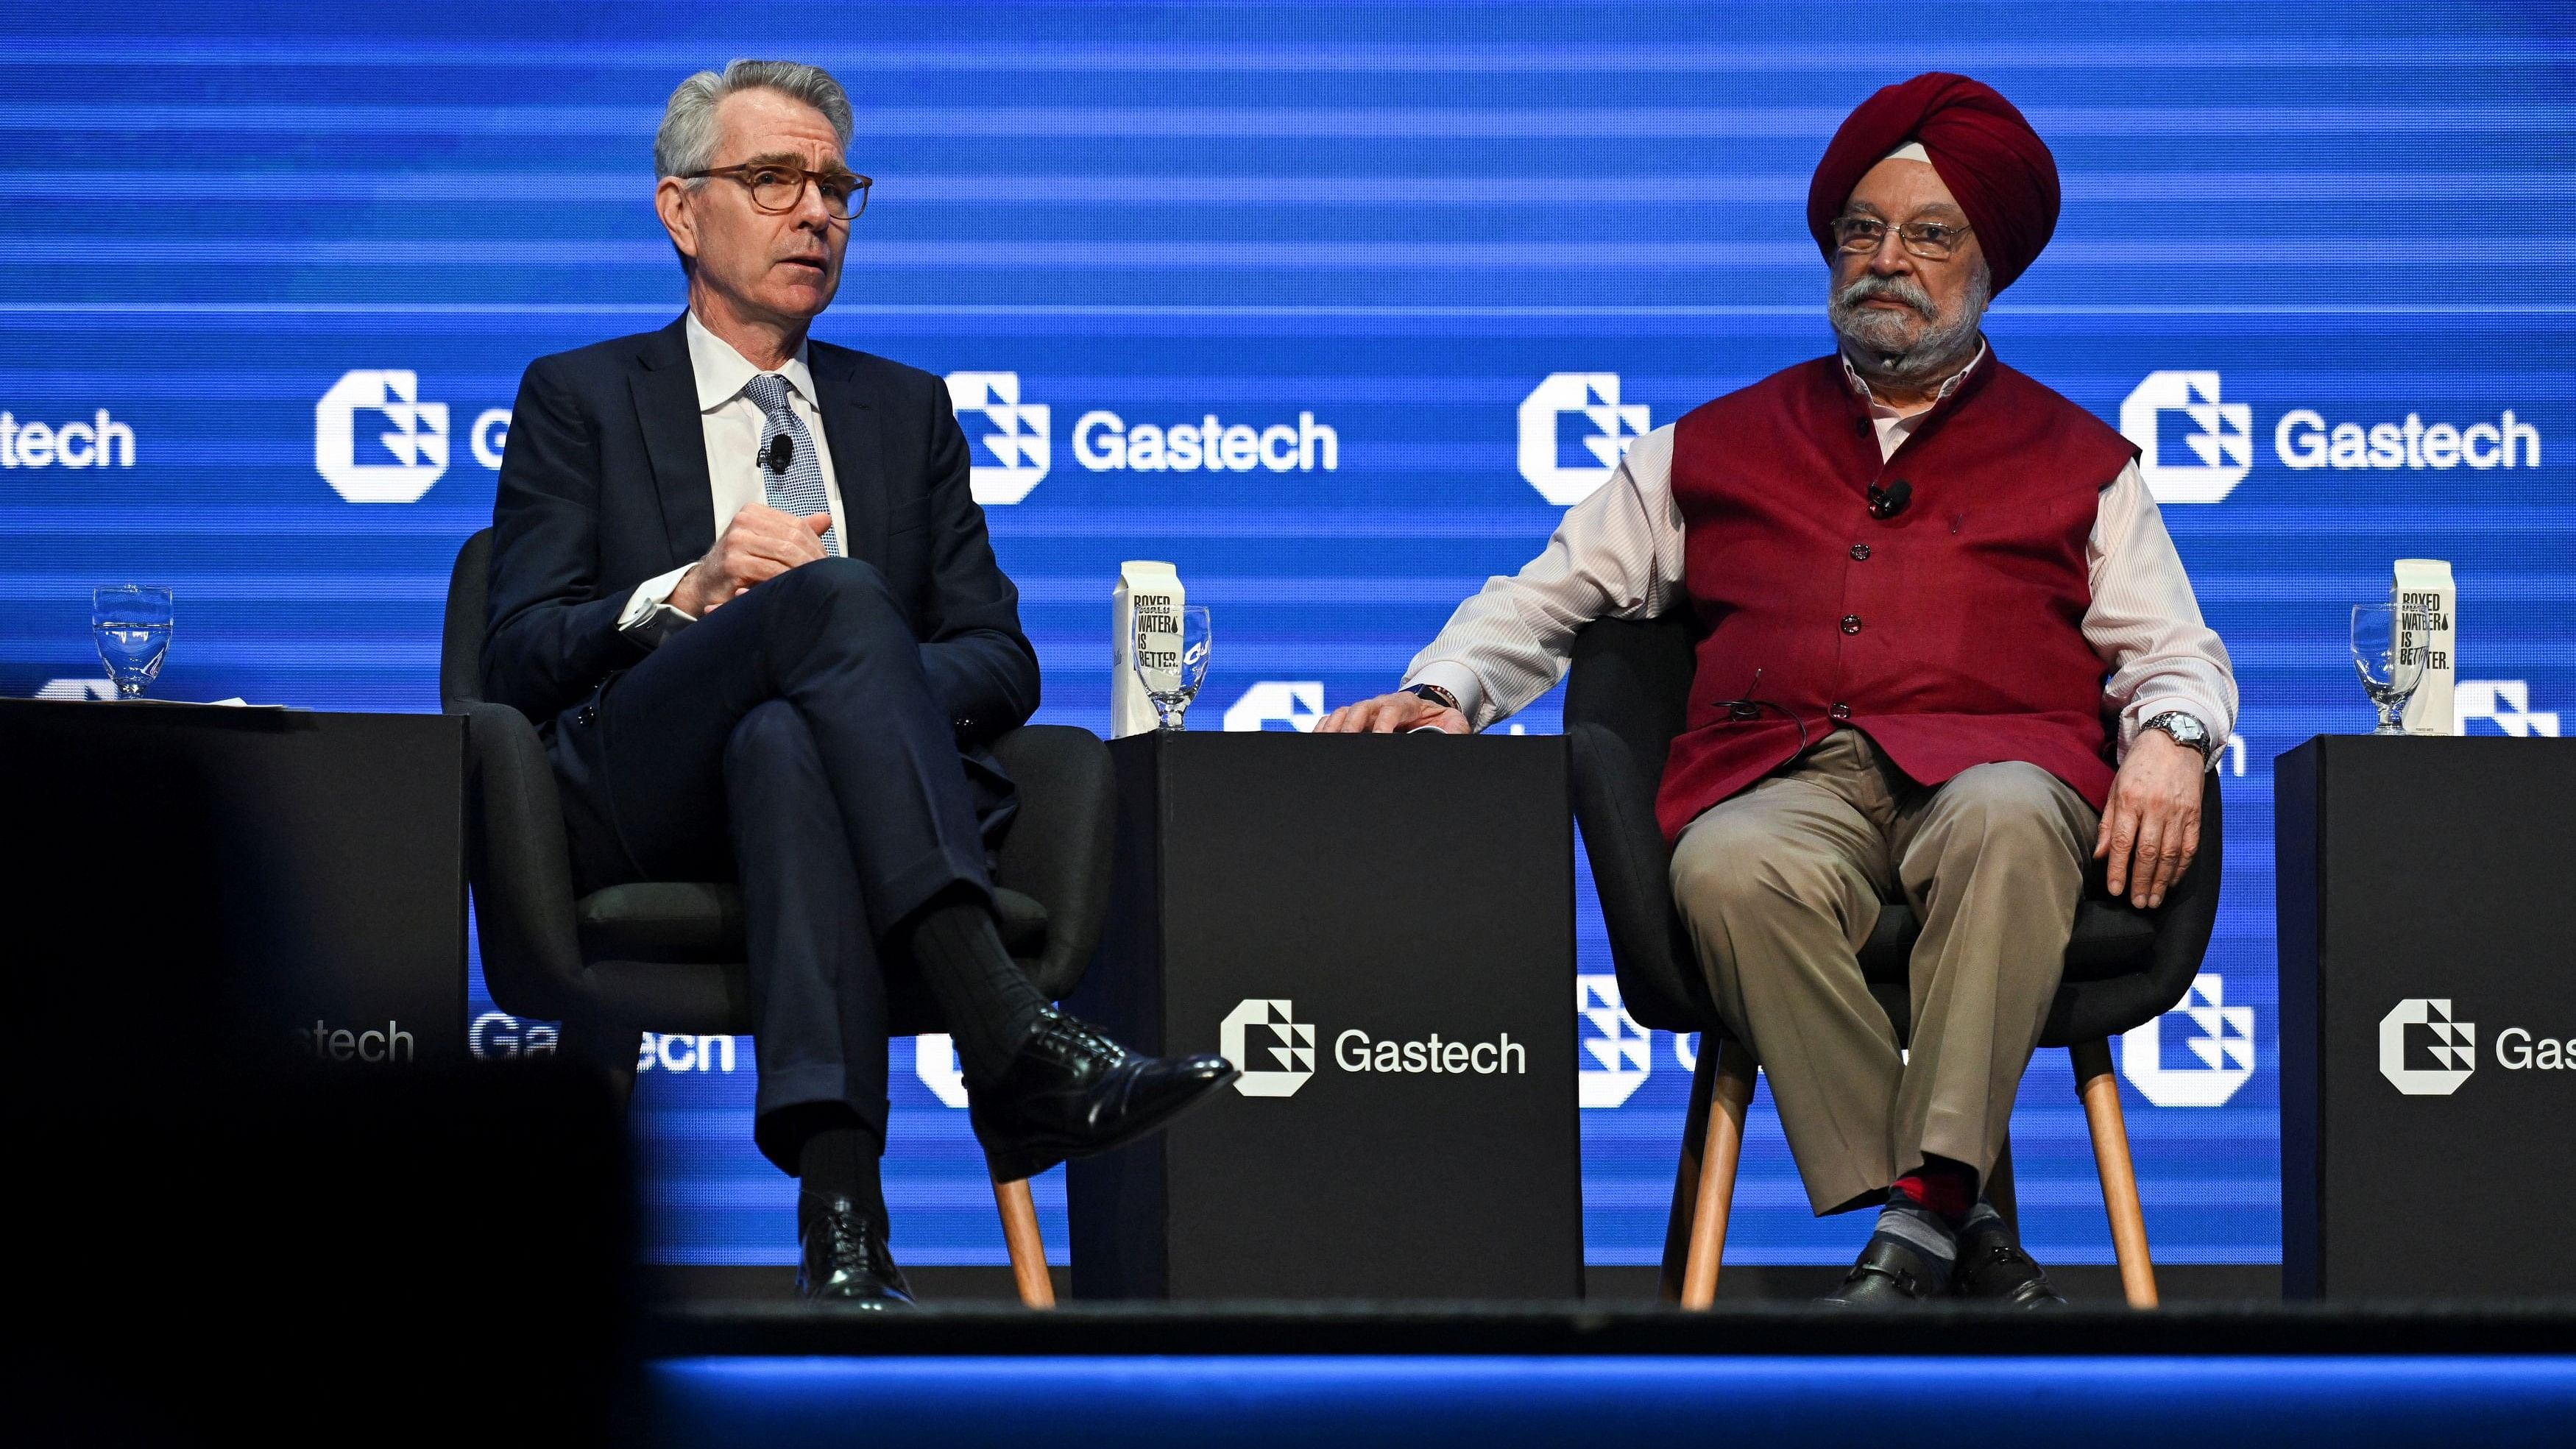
[1326,75,2236,1306]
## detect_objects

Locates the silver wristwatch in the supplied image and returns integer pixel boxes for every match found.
[2142,710,2212,760]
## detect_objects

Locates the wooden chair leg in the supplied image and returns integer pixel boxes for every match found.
[1680,1037,1758,1310]
[1656,1040,1719,1303]
[991,1175,1056,1309]
[2070,1038,2158,1308]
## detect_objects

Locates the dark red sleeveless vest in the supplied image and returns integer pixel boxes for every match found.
[1656,352,2137,841]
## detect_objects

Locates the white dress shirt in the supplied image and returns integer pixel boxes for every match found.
[1404,347,2239,762]
[617,311,851,644]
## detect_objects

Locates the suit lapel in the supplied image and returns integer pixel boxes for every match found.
[631,317,717,569]
[809,344,888,566]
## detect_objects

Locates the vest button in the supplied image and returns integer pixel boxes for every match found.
[1830,704,1853,721]
[1853,418,1869,436]
[1850,543,1871,561]
[1840,614,1862,635]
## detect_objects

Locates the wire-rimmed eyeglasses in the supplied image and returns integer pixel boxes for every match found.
[1830,215,1972,261]
[685,162,872,220]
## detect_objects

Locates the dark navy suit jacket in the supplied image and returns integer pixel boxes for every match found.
[481,315,1040,751]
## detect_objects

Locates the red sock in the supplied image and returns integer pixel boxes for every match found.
[1890,1155,1978,1227]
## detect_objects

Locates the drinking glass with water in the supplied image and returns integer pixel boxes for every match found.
[92,585,174,699]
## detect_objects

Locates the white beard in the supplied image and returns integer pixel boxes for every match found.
[1827,263,1991,388]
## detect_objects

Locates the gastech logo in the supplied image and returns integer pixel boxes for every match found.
[2121,372,2251,504]
[316,369,448,503]
[2122,370,2544,505]
[2119,972,2255,1108]
[1521,373,1651,506]
[2381,998,2476,1097]
[2379,998,2576,1094]
[0,409,135,470]
[301,1018,414,1063]
[1577,974,1653,1108]
[314,369,510,503]
[946,371,1050,505]
[2276,408,2538,474]
[1222,681,1326,732]
[1222,996,1529,1099]
[2456,680,2561,737]
[1072,410,1338,475]
[946,370,1343,505]
[1223,998,1317,1097]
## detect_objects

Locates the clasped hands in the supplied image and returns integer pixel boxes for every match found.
[670,504,834,617]
[1320,690,2204,910]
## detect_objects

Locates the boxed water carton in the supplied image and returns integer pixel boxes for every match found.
[1112,561,1184,738]
[2393,558,2455,736]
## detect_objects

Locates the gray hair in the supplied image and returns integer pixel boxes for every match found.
[654,59,854,181]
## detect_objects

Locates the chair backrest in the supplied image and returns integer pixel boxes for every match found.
[440,528,494,712]
[1563,613,1698,783]
[1562,615,1710,1032]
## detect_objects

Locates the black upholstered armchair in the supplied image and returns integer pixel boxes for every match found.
[1564,614,2222,1309]
[440,528,1114,1308]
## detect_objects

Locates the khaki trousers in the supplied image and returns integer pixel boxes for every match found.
[1669,728,2098,1214]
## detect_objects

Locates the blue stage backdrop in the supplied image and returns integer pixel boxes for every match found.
[5,4,2569,1271]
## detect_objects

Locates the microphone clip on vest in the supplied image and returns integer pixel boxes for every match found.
[1866,478,1912,520]
[764,433,795,475]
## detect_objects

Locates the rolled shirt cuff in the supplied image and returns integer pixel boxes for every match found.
[1401,660,1489,731]
[618,564,700,649]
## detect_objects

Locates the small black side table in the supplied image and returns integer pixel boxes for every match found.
[2277,733,2576,1298]
[1066,731,1582,1300]
[0,699,466,1074]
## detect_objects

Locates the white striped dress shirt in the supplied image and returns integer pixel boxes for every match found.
[1403,348,2239,762]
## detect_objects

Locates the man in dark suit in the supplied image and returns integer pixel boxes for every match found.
[482,59,1234,1307]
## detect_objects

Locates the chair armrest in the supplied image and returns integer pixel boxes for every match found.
[2042,767,2226,1046]
[1568,722,1713,1033]
[459,701,584,1023]
[991,724,1116,1002]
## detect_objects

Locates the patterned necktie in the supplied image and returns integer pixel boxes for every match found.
[743,372,839,557]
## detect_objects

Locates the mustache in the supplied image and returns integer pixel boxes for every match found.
[1832,274,1939,321]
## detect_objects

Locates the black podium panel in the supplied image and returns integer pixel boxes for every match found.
[1068,731,1582,1300]
[2277,734,2576,1299]
[0,700,467,1070]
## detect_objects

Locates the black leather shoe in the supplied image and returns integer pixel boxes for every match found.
[1953,1214,2067,1308]
[1820,1233,1953,1307]
[796,1193,915,1309]
[969,1007,1239,1182]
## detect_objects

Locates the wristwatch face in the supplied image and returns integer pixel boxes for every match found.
[2152,713,2209,750]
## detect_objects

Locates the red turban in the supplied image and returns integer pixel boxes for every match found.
[1805,72,2061,294]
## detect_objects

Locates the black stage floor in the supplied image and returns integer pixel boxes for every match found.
[649,1294,2576,1359]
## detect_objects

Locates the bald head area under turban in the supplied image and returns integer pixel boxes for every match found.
[1805,72,2061,294]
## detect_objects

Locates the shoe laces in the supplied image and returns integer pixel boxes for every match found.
[1031,1009,1127,1066]
[810,1202,875,1278]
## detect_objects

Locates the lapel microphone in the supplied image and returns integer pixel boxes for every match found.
[1866,478,1912,520]
[764,433,795,475]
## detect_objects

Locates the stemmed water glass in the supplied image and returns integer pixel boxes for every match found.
[2352,602,2429,735]
[92,585,174,700]
[1133,604,1211,731]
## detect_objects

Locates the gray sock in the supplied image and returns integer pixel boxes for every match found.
[1872,1198,1958,1271]
[1961,1200,2008,1238]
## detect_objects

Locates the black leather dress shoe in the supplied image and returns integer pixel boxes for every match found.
[1953,1215,2067,1308]
[969,1007,1239,1182]
[796,1193,915,1309]
[1820,1234,1953,1307]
